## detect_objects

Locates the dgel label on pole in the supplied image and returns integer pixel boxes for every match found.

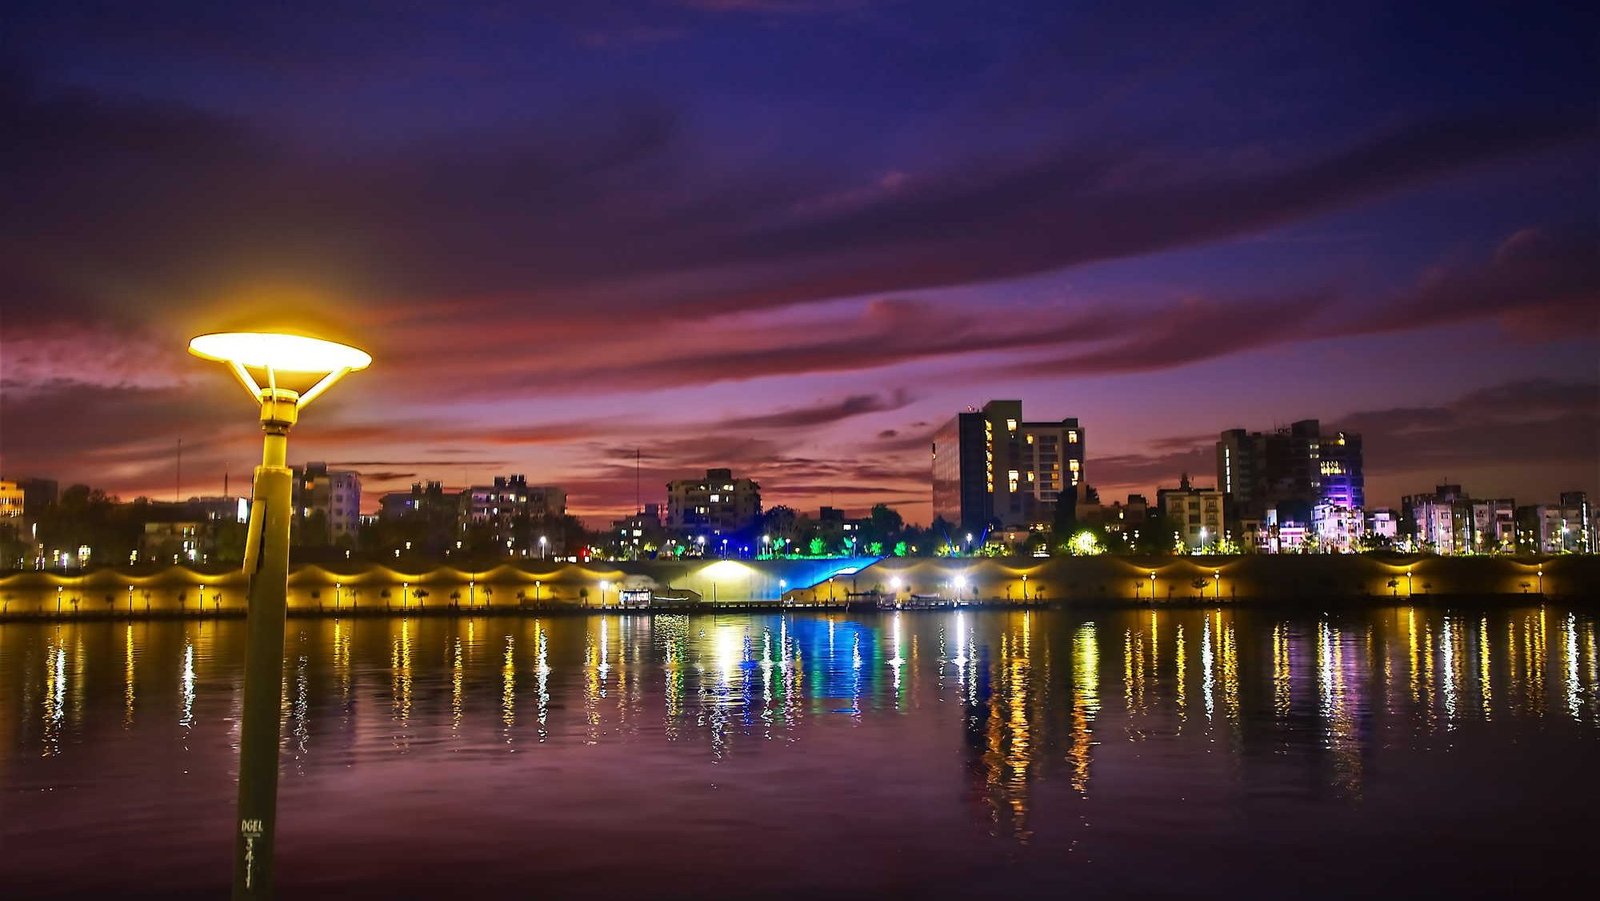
[240,817,264,888]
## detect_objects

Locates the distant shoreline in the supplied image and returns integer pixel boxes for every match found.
[1,591,1592,623]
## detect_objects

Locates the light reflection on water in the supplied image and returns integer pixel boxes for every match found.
[2,605,1598,898]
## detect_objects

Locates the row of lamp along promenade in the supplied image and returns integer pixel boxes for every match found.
[2,553,1594,617]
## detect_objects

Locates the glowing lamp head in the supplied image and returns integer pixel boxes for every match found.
[189,332,371,372]
[189,331,370,421]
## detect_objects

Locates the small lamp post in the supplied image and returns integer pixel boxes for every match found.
[189,330,369,900]
[1021,574,1029,601]
[1213,570,1220,600]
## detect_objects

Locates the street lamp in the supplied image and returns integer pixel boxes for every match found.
[1021,573,1029,601]
[953,574,968,603]
[1213,569,1220,600]
[538,535,548,560]
[189,330,369,900]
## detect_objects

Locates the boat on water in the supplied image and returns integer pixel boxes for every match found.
[878,593,957,610]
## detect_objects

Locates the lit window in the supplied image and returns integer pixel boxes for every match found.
[1006,419,1017,432]
[1068,431,1078,443]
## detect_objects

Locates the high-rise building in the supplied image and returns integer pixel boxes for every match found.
[1319,431,1364,510]
[291,462,361,545]
[666,468,761,534]
[931,400,1084,531]
[1217,419,1362,533]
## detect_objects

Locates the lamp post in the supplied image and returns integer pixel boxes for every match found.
[1213,569,1220,600]
[1021,574,1029,601]
[1149,571,1156,600]
[539,535,547,560]
[190,330,369,900]
[1406,566,1413,597]
[1536,568,1543,595]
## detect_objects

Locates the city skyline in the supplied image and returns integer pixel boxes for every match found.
[2,1,1596,523]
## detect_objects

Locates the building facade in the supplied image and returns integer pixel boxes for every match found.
[666,468,761,534]
[931,400,1084,531]
[1517,492,1592,554]
[291,462,361,545]
[0,480,23,520]
[1402,484,1467,554]
[1468,498,1517,553]
[1217,420,1362,535]
[1157,475,1225,552]
[460,475,567,555]
[1366,508,1399,541]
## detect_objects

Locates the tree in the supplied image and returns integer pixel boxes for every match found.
[1065,529,1106,556]
[808,537,826,557]
[1133,512,1176,555]
[1387,577,1400,597]
[867,503,904,546]
[1050,486,1079,546]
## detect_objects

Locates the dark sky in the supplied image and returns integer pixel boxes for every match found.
[1,0,1595,522]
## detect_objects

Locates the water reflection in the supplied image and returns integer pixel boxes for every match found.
[3,605,1599,876]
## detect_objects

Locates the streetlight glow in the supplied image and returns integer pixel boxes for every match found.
[189,332,372,372]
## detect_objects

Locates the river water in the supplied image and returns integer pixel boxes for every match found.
[2,605,1596,898]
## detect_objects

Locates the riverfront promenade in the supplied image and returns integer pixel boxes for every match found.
[1,554,1595,619]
